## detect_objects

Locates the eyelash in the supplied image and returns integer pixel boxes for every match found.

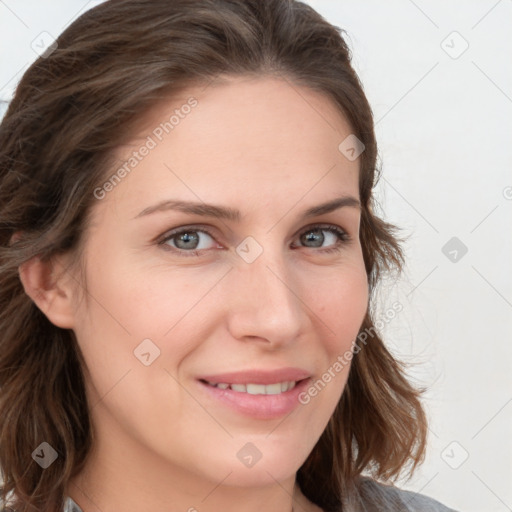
[157,223,351,258]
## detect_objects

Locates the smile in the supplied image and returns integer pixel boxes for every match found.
[203,380,298,394]
[198,377,311,419]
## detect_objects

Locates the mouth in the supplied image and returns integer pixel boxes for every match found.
[199,379,303,395]
[196,374,312,420]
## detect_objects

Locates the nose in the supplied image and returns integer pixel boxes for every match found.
[224,246,307,349]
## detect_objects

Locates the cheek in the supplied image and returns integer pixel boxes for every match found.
[72,254,234,409]
[312,262,369,351]
[77,243,216,341]
[295,263,368,433]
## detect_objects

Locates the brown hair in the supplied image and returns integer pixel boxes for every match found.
[0,1,427,511]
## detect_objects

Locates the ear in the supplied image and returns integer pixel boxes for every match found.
[17,251,77,330]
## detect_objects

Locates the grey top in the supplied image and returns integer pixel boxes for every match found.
[60,478,458,512]
[354,477,458,511]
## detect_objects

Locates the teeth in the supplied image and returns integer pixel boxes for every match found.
[284,381,297,392]
[260,383,281,395]
[246,383,267,395]
[206,380,298,395]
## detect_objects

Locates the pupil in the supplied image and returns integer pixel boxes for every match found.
[178,232,198,249]
[304,229,323,247]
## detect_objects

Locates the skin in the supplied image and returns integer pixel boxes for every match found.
[19,75,369,512]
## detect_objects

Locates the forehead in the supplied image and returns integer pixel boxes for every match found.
[96,75,360,221]
[134,73,352,134]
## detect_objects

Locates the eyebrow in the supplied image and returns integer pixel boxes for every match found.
[133,195,361,222]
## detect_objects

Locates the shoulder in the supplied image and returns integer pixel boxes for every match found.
[354,476,459,512]
[63,496,83,512]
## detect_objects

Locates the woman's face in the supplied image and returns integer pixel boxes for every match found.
[68,76,368,490]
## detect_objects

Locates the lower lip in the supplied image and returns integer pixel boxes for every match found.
[197,378,311,420]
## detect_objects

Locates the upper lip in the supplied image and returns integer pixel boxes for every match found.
[198,367,312,385]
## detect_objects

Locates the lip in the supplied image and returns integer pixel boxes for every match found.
[196,368,312,420]
[198,367,312,385]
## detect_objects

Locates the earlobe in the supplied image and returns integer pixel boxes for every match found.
[18,254,76,329]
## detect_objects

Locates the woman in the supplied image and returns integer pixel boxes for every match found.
[0,1,457,511]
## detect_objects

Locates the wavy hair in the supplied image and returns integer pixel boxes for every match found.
[0,1,427,511]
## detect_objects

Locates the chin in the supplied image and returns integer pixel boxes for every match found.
[222,463,299,488]
[222,444,309,487]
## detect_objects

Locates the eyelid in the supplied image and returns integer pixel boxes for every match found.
[156,223,218,245]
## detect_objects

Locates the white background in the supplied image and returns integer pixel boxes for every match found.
[1,1,511,511]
